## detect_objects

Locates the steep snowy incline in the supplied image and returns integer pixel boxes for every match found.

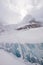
[0,27,43,43]
[0,50,26,65]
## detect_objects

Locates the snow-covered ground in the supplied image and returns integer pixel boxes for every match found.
[0,50,26,65]
[0,27,43,43]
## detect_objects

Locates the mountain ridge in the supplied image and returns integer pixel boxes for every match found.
[0,15,43,33]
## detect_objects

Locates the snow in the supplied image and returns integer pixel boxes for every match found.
[0,27,43,44]
[0,48,41,65]
[0,13,43,65]
[0,27,43,65]
[0,19,43,65]
[0,50,26,65]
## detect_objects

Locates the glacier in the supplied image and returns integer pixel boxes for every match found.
[0,42,43,65]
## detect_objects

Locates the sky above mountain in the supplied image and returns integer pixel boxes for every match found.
[0,0,43,24]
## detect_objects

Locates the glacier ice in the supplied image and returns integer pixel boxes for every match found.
[0,43,43,65]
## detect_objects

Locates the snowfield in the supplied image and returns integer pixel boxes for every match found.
[0,27,43,43]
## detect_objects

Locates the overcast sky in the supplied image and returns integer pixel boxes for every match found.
[0,0,43,24]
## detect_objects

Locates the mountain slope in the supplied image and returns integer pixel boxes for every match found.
[0,15,43,33]
[0,27,43,43]
[16,15,42,30]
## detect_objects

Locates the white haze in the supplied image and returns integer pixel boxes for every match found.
[0,0,43,24]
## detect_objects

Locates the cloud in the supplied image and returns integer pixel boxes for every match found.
[0,0,43,24]
[31,0,43,21]
[0,0,21,24]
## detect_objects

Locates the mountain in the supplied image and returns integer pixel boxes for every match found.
[0,22,5,33]
[0,15,43,43]
[0,23,18,33]
[0,15,43,33]
[0,15,43,65]
[16,15,42,30]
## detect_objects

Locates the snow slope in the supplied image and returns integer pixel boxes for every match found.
[0,50,26,65]
[0,27,43,43]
